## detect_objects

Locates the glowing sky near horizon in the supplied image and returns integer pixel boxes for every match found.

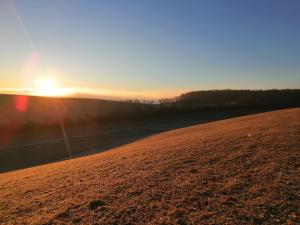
[0,0,299,99]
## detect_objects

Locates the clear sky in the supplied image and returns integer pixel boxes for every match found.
[0,0,299,99]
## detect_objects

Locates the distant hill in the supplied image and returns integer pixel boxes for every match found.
[0,89,299,129]
[0,94,155,129]
[0,108,299,224]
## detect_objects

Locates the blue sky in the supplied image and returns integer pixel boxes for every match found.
[0,0,299,99]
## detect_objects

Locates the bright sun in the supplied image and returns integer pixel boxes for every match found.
[34,78,66,96]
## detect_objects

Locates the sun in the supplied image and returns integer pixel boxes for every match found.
[34,78,66,96]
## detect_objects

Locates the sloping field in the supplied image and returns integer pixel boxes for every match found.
[0,108,299,225]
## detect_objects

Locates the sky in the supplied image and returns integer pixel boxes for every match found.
[0,0,299,100]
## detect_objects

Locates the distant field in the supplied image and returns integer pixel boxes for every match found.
[0,108,263,172]
[1,90,299,129]
[0,108,299,224]
[2,90,299,173]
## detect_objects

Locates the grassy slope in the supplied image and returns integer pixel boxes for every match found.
[0,108,299,225]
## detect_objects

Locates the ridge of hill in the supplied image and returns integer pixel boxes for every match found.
[0,108,299,224]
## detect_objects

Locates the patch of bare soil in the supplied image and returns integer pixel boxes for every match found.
[0,108,299,225]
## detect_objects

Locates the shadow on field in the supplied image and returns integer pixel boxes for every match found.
[0,108,280,173]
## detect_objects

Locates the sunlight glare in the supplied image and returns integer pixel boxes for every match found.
[34,78,69,96]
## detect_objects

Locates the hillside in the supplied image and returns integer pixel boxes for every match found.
[0,108,299,224]
[1,89,300,130]
[0,94,146,129]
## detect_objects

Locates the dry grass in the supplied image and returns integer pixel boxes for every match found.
[0,108,299,225]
